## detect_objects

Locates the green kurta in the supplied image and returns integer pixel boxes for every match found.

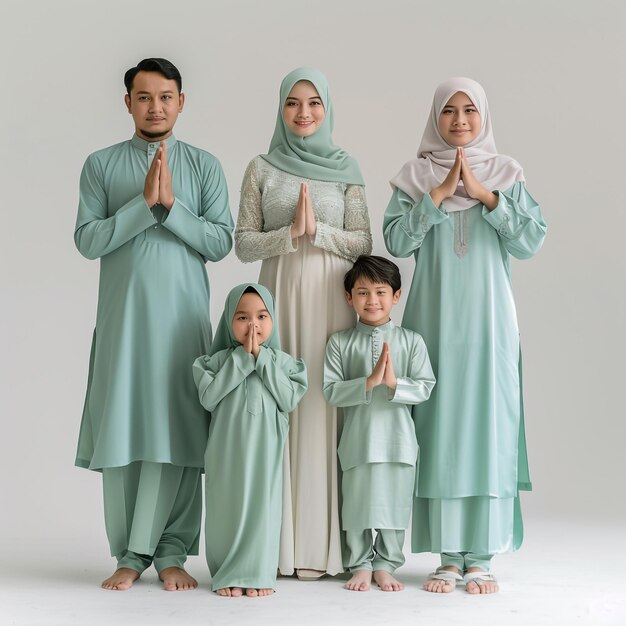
[383,183,546,552]
[323,320,435,530]
[75,134,233,471]
[193,345,307,591]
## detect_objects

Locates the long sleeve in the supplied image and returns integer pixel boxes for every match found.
[313,185,372,262]
[255,347,308,413]
[482,182,547,259]
[192,347,255,412]
[390,335,436,405]
[323,334,371,407]
[383,188,448,258]
[74,155,156,260]
[235,159,297,263]
[163,157,233,262]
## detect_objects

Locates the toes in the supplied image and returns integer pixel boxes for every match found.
[466,580,480,594]
[424,579,453,593]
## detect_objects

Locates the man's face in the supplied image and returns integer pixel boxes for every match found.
[124,71,184,141]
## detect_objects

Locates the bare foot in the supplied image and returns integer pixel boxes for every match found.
[159,566,198,591]
[465,568,499,595]
[101,567,140,591]
[374,570,404,592]
[245,588,274,597]
[216,587,244,597]
[424,566,460,593]
[344,569,372,592]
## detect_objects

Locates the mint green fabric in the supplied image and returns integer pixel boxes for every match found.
[383,182,545,555]
[74,134,233,471]
[341,462,415,531]
[323,320,435,471]
[412,494,522,555]
[102,461,202,574]
[384,183,546,499]
[344,529,406,573]
[193,295,308,591]
[441,552,493,572]
[324,320,435,534]
[261,67,364,185]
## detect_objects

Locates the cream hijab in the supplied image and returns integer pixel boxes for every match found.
[390,77,524,212]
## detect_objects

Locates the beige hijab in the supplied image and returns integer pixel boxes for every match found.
[390,77,524,212]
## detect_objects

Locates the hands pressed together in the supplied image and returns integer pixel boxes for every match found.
[290,182,317,238]
[431,147,498,211]
[243,322,261,359]
[366,342,397,392]
[144,142,175,210]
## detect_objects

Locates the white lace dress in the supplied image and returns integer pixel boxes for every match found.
[235,156,372,575]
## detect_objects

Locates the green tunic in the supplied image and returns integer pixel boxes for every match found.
[193,345,307,591]
[323,320,435,530]
[383,183,546,553]
[75,134,233,471]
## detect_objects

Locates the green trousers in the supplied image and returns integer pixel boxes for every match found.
[102,461,202,574]
[441,552,493,572]
[344,529,406,573]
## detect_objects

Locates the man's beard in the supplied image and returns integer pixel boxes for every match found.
[139,128,171,140]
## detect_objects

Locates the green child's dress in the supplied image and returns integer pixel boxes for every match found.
[193,284,308,591]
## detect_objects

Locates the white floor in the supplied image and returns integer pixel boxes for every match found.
[2,517,625,626]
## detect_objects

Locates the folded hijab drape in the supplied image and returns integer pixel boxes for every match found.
[261,67,364,185]
[390,77,524,212]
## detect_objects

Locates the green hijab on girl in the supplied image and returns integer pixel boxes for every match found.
[208,283,281,357]
[260,67,364,185]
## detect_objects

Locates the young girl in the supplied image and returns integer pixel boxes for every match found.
[192,283,307,597]
[383,77,547,594]
[235,68,372,579]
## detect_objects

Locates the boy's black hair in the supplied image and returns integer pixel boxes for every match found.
[124,58,182,95]
[344,255,401,293]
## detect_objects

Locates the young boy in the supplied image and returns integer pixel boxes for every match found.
[323,255,435,592]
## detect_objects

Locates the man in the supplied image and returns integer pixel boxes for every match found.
[74,58,233,591]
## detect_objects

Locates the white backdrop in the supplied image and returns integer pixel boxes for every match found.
[2,0,625,555]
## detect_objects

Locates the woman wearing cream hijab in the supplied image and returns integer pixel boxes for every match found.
[384,77,547,594]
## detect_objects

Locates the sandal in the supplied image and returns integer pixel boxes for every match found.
[463,571,499,594]
[424,567,463,592]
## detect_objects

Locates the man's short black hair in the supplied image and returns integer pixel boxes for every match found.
[124,58,182,95]
[344,255,401,294]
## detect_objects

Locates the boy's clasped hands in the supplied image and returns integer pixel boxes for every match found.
[366,342,397,392]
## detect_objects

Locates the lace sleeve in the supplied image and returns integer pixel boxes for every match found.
[234,158,296,263]
[313,185,372,262]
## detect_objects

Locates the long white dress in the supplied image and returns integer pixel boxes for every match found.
[235,156,372,575]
